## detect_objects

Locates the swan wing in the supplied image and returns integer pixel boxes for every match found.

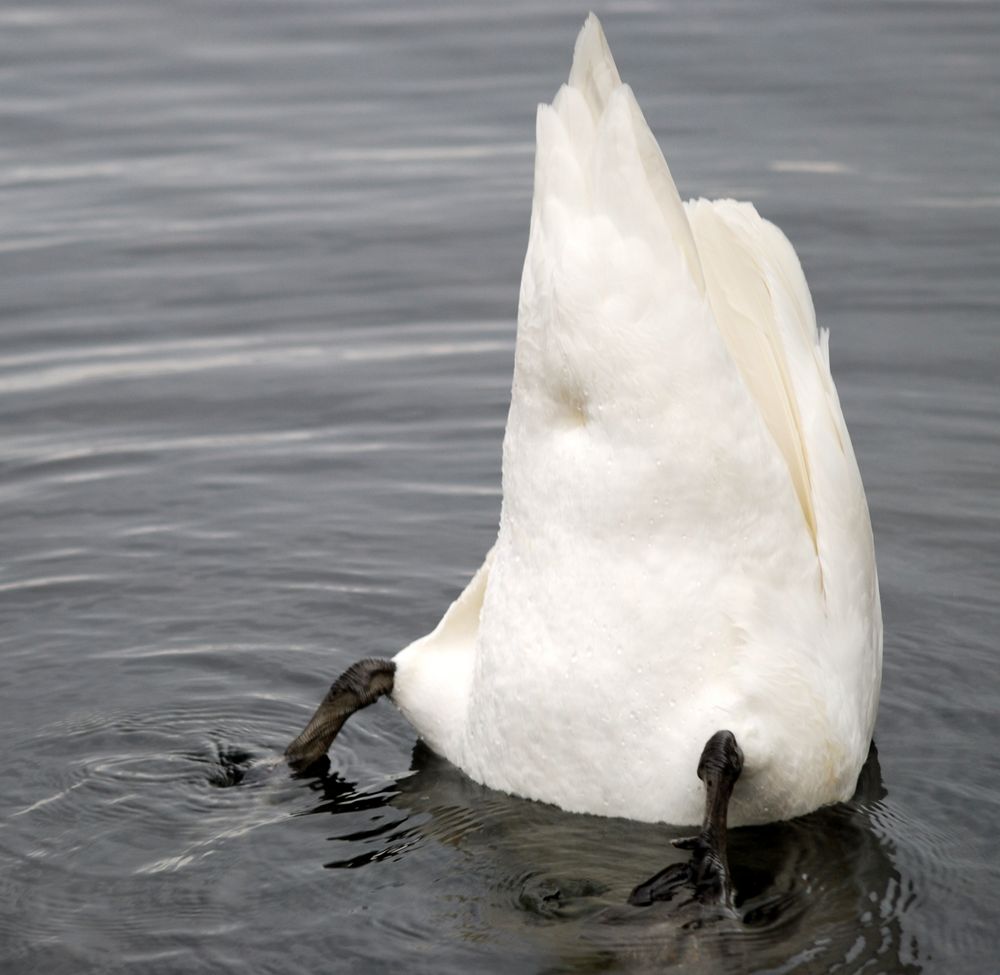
[686,197,881,725]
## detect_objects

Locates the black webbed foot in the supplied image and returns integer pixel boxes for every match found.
[628,730,744,913]
[286,658,395,770]
[627,861,693,907]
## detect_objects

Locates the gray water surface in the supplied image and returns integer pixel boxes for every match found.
[2,1,999,972]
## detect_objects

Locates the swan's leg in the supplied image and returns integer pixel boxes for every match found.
[628,730,744,911]
[285,658,395,770]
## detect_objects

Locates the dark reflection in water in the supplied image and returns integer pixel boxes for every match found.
[2,0,999,971]
[297,743,921,973]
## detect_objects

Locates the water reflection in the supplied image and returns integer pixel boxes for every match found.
[299,743,921,972]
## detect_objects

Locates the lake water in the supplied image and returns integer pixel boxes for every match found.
[2,1,998,972]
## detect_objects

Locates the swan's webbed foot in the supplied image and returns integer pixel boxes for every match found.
[628,730,744,913]
[285,658,395,770]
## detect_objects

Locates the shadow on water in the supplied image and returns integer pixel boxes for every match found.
[292,742,922,973]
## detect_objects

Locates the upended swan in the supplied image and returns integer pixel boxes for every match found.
[288,14,881,910]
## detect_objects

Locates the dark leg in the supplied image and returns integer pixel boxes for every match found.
[285,658,395,770]
[628,730,744,912]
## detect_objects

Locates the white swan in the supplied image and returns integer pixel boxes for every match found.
[288,14,881,906]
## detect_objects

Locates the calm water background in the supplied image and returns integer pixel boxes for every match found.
[2,0,998,972]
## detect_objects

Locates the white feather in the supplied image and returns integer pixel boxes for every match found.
[392,14,881,826]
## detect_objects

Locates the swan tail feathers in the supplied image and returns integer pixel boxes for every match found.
[567,13,622,120]
[532,14,704,302]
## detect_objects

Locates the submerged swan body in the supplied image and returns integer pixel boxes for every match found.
[292,16,881,837]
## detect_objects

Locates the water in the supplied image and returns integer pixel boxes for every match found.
[2,0,998,971]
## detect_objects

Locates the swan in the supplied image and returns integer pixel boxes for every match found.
[287,14,881,910]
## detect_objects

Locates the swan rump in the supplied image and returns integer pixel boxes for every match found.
[392,14,881,827]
